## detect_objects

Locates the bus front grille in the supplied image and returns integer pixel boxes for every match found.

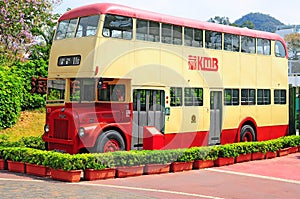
[54,119,69,139]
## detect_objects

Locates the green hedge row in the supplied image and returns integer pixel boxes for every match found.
[0,136,299,171]
[0,59,48,130]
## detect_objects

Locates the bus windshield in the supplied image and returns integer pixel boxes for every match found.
[47,79,66,104]
[55,15,100,40]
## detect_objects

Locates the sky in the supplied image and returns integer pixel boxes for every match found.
[54,0,300,25]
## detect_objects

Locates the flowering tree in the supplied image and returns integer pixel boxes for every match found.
[0,0,62,64]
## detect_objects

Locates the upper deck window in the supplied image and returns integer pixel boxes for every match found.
[162,23,182,45]
[184,27,203,47]
[103,14,133,40]
[55,15,100,40]
[275,41,286,58]
[257,38,271,55]
[205,31,222,50]
[136,19,160,42]
[76,15,100,37]
[224,34,240,52]
[241,36,256,54]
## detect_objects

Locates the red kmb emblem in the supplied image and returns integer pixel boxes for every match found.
[188,55,219,71]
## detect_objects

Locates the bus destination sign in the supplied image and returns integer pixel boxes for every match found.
[58,55,81,66]
[188,55,218,72]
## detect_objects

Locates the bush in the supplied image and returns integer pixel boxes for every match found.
[11,59,48,110]
[0,67,23,130]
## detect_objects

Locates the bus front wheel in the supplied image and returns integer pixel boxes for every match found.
[95,130,125,153]
[240,125,256,142]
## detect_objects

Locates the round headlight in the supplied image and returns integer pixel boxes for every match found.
[78,128,85,137]
[44,124,49,133]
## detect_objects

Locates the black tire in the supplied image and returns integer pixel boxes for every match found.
[240,125,256,142]
[95,130,125,153]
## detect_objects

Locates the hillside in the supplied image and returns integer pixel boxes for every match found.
[234,12,284,32]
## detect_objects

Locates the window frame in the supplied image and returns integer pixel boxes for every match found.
[274,89,287,104]
[224,89,239,106]
[257,89,271,105]
[170,87,183,107]
[184,87,203,106]
[102,14,133,40]
[241,89,256,105]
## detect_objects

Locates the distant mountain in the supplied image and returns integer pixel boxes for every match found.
[234,13,284,32]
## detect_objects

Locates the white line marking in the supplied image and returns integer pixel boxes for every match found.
[76,182,225,199]
[207,168,300,185]
[0,177,224,199]
[0,178,43,182]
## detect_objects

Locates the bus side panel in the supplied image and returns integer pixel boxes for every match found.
[163,131,209,149]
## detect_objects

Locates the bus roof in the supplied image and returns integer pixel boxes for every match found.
[59,3,284,42]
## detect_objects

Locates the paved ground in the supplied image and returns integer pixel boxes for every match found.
[0,152,300,199]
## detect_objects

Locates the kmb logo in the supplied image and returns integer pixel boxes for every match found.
[188,55,219,71]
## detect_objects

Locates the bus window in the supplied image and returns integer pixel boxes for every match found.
[241,36,256,54]
[241,89,256,105]
[274,89,286,104]
[257,89,271,105]
[103,14,133,40]
[55,19,78,40]
[205,31,222,50]
[184,88,203,106]
[47,79,66,103]
[162,24,182,45]
[70,79,95,102]
[224,34,240,52]
[275,41,286,58]
[136,19,160,42]
[257,38,271,55]
[170,87,182,106]
[76,15,100,37]
[98,84,125,102]
[224,89,239,105]
[184,27,203,47]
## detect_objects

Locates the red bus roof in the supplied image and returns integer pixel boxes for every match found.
[59,3,284,42]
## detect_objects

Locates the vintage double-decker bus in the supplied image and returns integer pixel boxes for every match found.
[43,3,288,154]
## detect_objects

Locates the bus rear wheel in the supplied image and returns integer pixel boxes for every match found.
[240,125,256,142]
[95,130,125,153]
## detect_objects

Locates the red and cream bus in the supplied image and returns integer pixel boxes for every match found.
[43,3,289,154]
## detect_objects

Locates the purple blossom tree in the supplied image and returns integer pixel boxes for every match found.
[0,0,62,64]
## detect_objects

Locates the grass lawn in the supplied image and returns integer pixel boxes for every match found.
[0,109,45,142]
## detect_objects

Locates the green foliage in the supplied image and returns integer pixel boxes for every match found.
[0,67,22,129]
[144,150,178,164]
[188,146,219,161]
[84,153,115,170]
[11,59,48,110]
[112,151,147,167]
[215,144,239,158]
[0,135,299,171]
[0,135,45,150]
[234,12,284,32]
[0,0,61,63]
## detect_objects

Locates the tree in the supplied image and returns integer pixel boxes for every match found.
[284,33,300,59]
[208,16,231,25]
[240,20,255,29]
[0,0,62,65]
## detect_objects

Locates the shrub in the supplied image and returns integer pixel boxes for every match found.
[84,153,115,170]
[2,147,29,162]
[216,144,239,158]
[11,59,48,110]
[144,150,178,164]
[112,151,147,167]
[0,67,22,130]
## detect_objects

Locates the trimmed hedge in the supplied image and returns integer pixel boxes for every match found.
[0,135,300,171]
[0,67,22,130]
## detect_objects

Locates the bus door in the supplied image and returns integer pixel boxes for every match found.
[132,89,165,150]
[209,91,223,145]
